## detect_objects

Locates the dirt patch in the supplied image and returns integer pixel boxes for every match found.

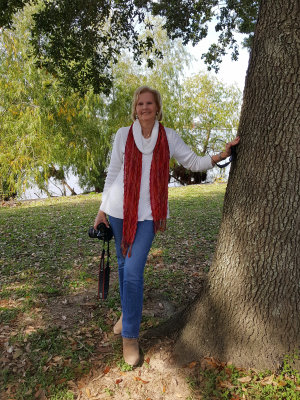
[69,338,194,400]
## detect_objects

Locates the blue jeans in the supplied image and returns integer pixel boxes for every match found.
[109,216,155,338]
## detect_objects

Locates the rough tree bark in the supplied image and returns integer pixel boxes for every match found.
[174,0,300,369]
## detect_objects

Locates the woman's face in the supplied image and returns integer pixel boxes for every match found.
[135,91,158,124]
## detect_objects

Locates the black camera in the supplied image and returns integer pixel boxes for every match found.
[88,223,113,242]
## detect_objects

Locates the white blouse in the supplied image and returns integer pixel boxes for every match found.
[100,120,214,220]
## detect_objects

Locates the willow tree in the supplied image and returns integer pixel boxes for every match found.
[0,4,112,197]
[170,73,241,185]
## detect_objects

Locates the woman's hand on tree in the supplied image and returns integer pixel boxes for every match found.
[211,136,240,165]
[223,136,240,158]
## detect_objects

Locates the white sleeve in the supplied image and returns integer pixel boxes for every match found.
[170,130,214,172]
[99,129,124,210]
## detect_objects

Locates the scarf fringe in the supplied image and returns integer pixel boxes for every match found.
[121,241,133,258]
[154,219,167,233]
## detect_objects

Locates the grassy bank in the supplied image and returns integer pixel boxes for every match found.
[0,184,299,400]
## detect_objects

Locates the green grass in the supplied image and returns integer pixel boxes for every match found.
[2,326,92,399]
[186,359,300,400]
[1,185,299,400]
[0,307,20,323]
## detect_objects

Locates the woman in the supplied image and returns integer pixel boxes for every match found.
[94,86,240,366]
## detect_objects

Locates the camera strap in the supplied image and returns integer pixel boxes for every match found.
[98,240,110,300]
[215,145,237,169]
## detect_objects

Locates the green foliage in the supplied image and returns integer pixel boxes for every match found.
[0,1,259,93]
[168,72,241,185]
[0,0,159,94]
[0,4,113,196]
[178,72,241,153]
[0,6,241,196]
[152,0,259,71]
[117,359,134,372]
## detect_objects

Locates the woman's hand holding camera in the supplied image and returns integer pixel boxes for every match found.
[94,210,109,229]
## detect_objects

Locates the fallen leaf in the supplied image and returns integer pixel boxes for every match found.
[203,356,225,370]
[56,378,67,384]
[277,380,287,387]
[53,356,63,362]
[85,388,92,398]
[12,349,23,359]
[34,387,47,399]
[103,366,110,374]
[260,375,274,386]
[116,379,123,384]
[188,361,197,368]
[237,376,252,383]
[296,385,300,391]
[77,379,86,389]
[162,386,166,393]
[218,380,236,389]
[134,377,149,384]
[145,357,150,364]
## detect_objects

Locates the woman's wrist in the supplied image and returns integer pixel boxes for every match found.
[211,151,227,165]
[218,151,228,161]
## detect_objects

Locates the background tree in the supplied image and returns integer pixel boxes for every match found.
[170,73,241,185]
[0,1,259,94]
[0,4,112,197]
[1,9,239,197]
[0,6,58,198]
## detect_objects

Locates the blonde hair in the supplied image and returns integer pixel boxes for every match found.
[131,86,163,121]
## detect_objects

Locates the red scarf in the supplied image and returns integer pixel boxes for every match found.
[122,122,170,256]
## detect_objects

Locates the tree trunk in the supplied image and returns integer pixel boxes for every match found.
[174,0,300,369]
[61,179,77,196]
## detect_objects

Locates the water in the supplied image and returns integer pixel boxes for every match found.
[19,172,83,200]
[20,165,229,200]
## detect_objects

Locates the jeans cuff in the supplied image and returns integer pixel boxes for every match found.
[122,334,139,339]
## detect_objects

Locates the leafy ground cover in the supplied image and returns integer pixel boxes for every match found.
[0,184,299,400]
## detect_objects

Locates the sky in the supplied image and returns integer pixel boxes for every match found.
[185,26,250,92]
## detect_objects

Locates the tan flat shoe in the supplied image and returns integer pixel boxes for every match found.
[113,313,123,335]
[123,338,140,366]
